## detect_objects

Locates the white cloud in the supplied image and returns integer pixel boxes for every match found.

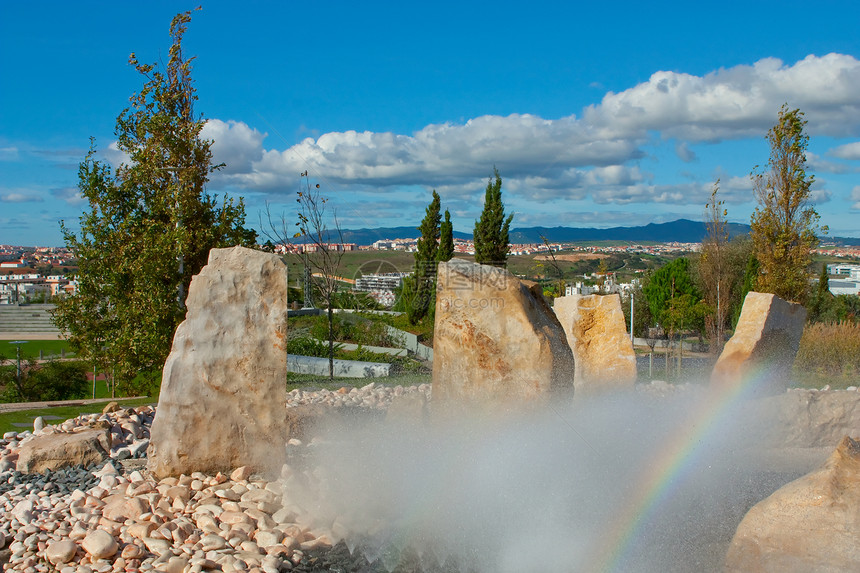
[584,53,860,141]
[675,141,697,163]
[0,191,43,203]
[201,119,265,175]
[50,187,86,205]
[0,146,19,161]
[851,186,860,210]
[196,54,860,212]
[828,141,860,160]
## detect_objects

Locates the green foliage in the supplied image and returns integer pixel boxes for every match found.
[407,191,442,324]
[642,257,701,328]
[438,209,455,263]
[750,105,824,304]
[473,168,513,268]
[0,359,89,403]
[287,336,341,358]
[733,252,761,328]
[53,10,253,396]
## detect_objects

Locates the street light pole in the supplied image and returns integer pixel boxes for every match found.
[8,341,25,390]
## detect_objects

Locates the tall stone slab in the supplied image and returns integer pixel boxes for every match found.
[553,294,637,394]
[432,258,575,411]
[725,436,860,573]
[711,292,806,396]
[148,246,288,479]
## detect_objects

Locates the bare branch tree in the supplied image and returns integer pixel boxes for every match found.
[263,172,346,379]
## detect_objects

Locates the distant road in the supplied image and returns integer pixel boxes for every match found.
[0,396,149,414]
[0,332,64,341]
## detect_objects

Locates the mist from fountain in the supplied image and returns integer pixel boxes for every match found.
[289,376,797,573]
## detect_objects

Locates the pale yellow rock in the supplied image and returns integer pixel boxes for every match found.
[711,292,806,396]
[15,427,111,473]
[46,539,77,565]
[725,436,860,572]
[554,294,636,394]
[432,259,575,411]
[81,529,118,559]
[148,246,289,479]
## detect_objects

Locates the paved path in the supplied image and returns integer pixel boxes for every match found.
[0,332,65,341]
[0,396,149,414]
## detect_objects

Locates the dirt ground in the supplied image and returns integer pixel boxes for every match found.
[533,253,609,262]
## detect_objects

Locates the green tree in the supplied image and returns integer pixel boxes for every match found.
[438,209,455,263]
[473,168,513,267]
[407,191,441,324]
[53,10,254,395]
[731,250,760,328]
[621,274,653,338]
[643,257,702,329]
[698,180,733,352]
[750,105,825,304]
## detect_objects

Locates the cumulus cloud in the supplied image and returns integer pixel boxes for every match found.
[196,54,860,213]
[584,54,860,141]
[851,186,860,210]
[201,119,265,175]
[675,141,697,162]
[50,187,86,205]
[0,191,43,203]
[828,141,860,160]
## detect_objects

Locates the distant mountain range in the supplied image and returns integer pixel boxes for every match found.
[326,218,860,246]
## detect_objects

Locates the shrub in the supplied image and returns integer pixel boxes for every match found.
[287,336,340,358]
[793,322,860,387]
[0,358,89,402]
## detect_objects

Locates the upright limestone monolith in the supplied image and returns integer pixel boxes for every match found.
[711,291,806,397]
[147,246,288,479]
[432,258,575,412]
[554,293,637,394]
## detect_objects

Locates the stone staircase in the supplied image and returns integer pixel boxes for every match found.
[0,304,62,336]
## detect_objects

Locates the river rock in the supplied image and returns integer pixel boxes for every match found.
[711,292,806,396]
[15,427,111,473]
[725,435,860,572]
[432,258,575,411]
[148,246,289,479]
[553,293,637,394]
[81,529,118,559]
[45,539,77,565]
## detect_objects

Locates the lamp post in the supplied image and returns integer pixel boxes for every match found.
[8,341,25,390]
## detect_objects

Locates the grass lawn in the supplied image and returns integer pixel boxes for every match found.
[1,340,74,360]
[0,396,156,435]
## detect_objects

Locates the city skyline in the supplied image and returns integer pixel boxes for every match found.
[2,1,860,246]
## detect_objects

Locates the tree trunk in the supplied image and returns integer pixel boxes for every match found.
[327,305,334,380]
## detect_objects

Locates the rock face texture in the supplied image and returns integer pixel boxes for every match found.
[148,246,288,479]
[553,294,637,394]
[16,427,110,473]
[759,390,860,449]
[711,292,806,396]
[432,258,575,411]
[725,436,860,573]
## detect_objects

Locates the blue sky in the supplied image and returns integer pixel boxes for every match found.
[2,1,860,246]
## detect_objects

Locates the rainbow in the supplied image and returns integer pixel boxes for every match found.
[587,367,772,573]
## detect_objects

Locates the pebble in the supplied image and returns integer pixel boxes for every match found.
[0,384,438,573]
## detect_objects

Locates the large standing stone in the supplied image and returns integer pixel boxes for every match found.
[147,246,288,479]
[725,436,860,572]
[16,427,110,474]
[432,258,575,410]
[553,294,637,394]
[711,292,806,396]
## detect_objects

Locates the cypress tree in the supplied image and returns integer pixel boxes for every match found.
[407,190,441,324]
[438,209,454,262]
[473,168,513,268]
